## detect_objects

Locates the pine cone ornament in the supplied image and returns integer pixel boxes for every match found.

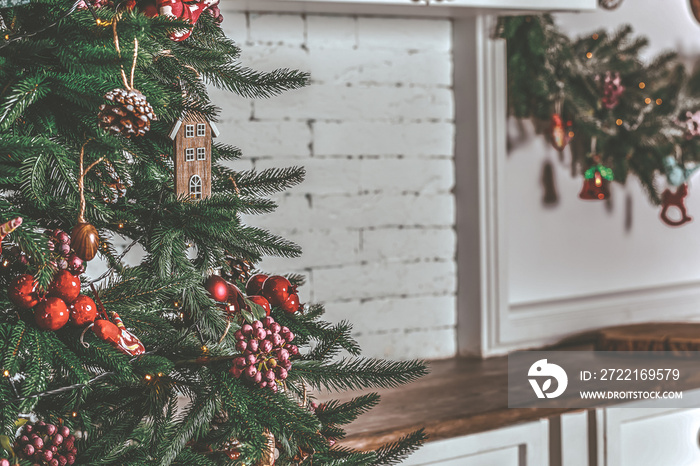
[223,256,253,283]
[98,88,155,138]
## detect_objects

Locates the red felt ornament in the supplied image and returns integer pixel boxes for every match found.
[246,273,268,296]
[660,183,692,227]
[93,319,121,344]
[579,166,612,201]
[48,270,81,304]
[69,295,98,326]
[549,114,571,151]
[248,295,271,316]
[280,293,300,314]
[205,275,229,302]
[148,0,221,41]
[8,274,40,309]
[261,275,295,307]
[34,297,70,331]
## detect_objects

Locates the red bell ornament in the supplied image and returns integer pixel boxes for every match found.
[261,275,295,307]
[579,165,613,201]
[8,274,40,309]
[248,295,271,316]
[48,270,81,304]
[246,273,268,296]
[204,275,229,302]
[69,295,98,326]
[34,297,70,331]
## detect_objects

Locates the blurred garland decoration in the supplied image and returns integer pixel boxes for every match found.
[499,15,700,227]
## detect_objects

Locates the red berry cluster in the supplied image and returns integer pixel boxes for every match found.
[14,421,77,466]
[46,229,84,275]
[246,274,302,314]
[230,316,299,391]
[7,271,97,331]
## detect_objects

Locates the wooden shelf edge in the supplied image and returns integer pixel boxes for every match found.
[224,0,597,18]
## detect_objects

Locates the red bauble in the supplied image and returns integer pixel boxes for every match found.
[248,295,271,316]
[204,275,229,302]
[246,274,268,296]
[261,275,295,307]
[69,295,98,327]
[227,283,248,312]
[93,319,120,344]
[280,293,300,314]
[8,274,39,309]
[48,270,81,304]
[34,297,69,331]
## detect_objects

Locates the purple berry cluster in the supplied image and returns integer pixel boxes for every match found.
[230,316,298,392]
[46,229,84,275]
[14,421,77,466]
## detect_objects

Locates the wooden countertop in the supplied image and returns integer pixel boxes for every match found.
[318,333,700,451]
[317,354,572,451]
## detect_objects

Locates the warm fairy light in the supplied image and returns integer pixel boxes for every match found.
[173,300,180,308]
[201,345,208,353]
[586,52,593,59]
[656,98,663,105]
[592,33,599,40]
[144,374,152,381]
[157,372,164,377]
[117,222,124,229]
[178,312,185,319]
[616,119,623,126]
[639,82,645,89]
[568,131,575,138]
[2,370,9,377]
[1,259,8,267]
[96,19,102,25]
[71,411,78,418]
[3,35,8,40]
[645,98,652,104]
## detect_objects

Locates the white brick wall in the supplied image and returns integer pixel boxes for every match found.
[216,10,456,360]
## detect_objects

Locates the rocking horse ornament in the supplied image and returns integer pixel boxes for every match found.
[660,184,692,227]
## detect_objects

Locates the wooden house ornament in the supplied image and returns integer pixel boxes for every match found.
[169,116,220,200]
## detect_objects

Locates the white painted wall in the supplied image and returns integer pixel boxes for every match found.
[215,10,457,360]
[507,3,700,307]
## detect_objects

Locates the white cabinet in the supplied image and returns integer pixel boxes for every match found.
[227,0,596,17]
[596,390,700,466]
[401,420,549,466]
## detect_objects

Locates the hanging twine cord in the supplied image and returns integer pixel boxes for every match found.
[77,141,105,224]
[111,15,138,90]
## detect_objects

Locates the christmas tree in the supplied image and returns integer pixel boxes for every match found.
[0,0,428,464]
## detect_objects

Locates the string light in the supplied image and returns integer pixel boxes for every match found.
[656,98,663,105]
[201,345,208,353]
[1,259,9,267]
[645,98,652,104]
[157,372,164,377]
[173,300,180,308]
[592,33,599,40]
[3,370,9,377]
[144,374,152,381]
[568,131,575,138]
[586,52,593,59]
[117,222,124,229]
[71,411,78,418]
[639,82,645,89]
[616,119,623,126]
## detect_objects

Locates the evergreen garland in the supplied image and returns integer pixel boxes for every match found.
[499,14,700,207]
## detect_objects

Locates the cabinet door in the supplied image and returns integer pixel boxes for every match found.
[402,420,548,466]
[601,390,700,466]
